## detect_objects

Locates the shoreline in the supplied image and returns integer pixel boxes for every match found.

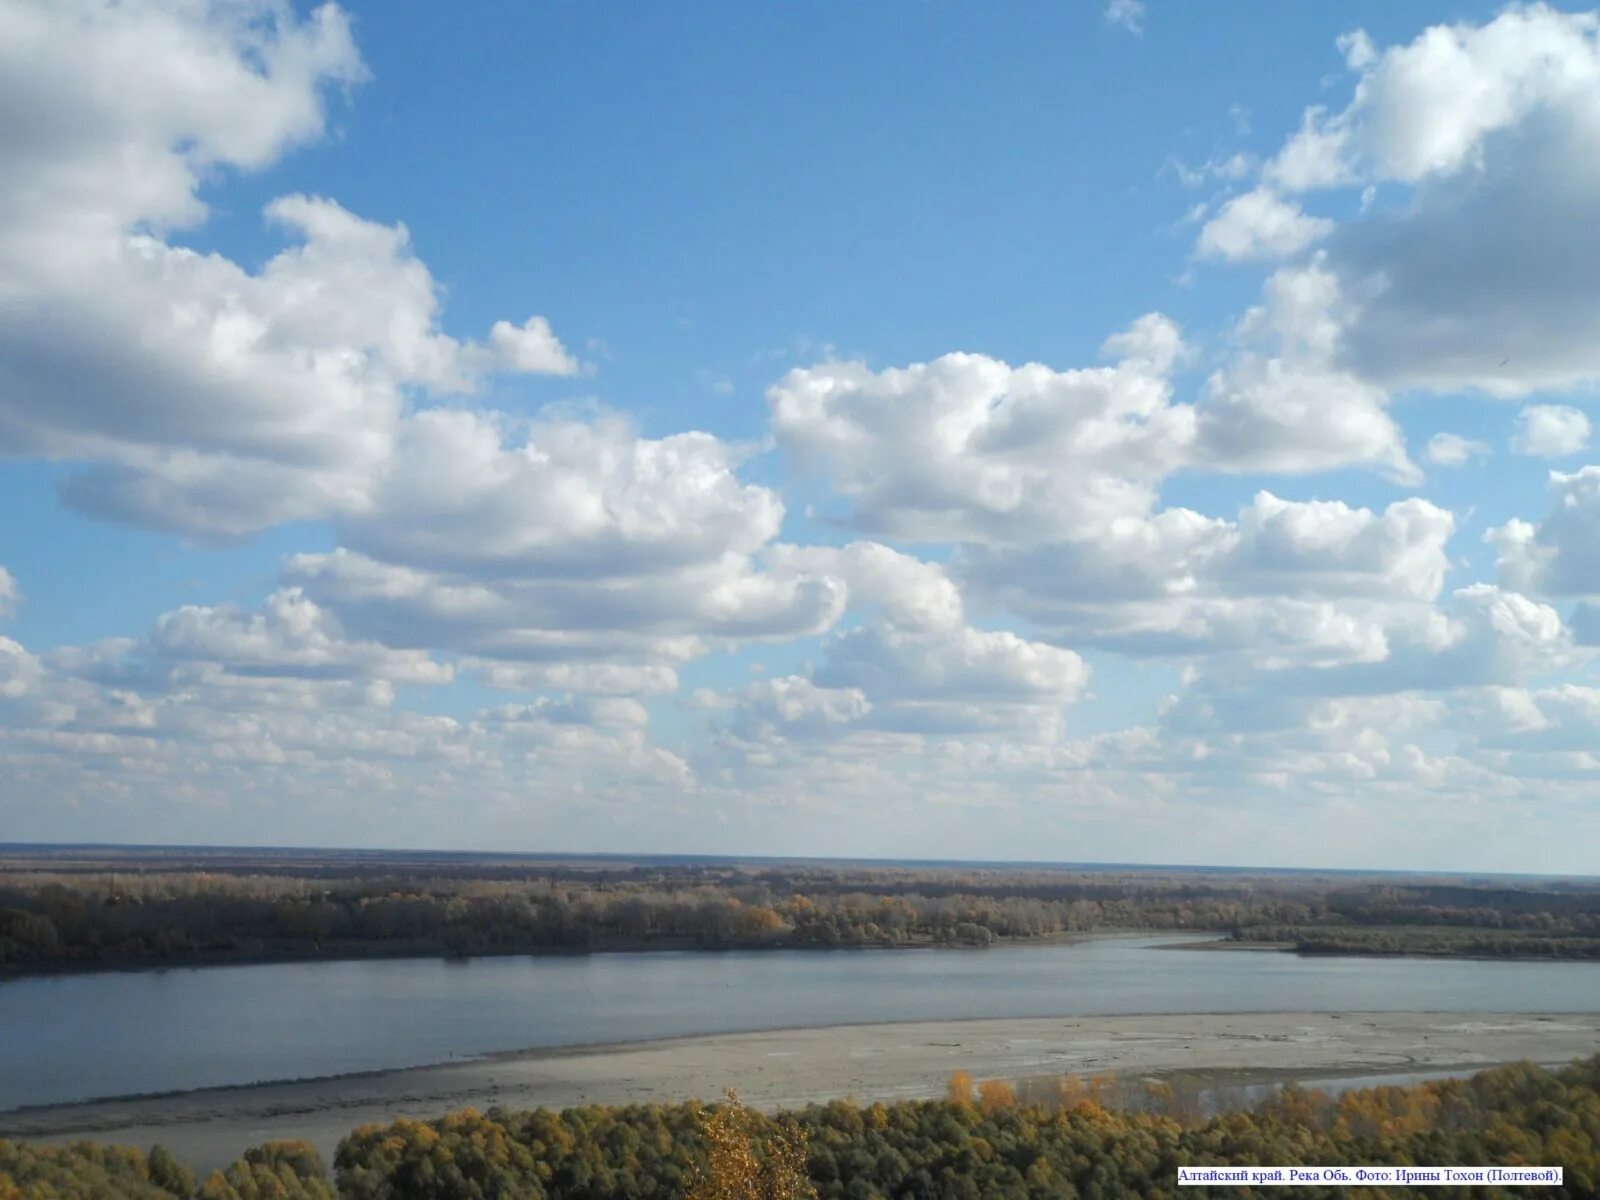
[0,928,1156,984]
[3,1011,1597,1174]
[12,928,1600,984]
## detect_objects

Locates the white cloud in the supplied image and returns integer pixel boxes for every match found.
[1167,151,1257,190]
[700,540,1089,745]
[768,315,1197,543]
[1242,583,1579,697]
[286,545,844,671]
[1246,6,1600,397]
[0,636,41,700]
[1104,0,1144,35]
[815,624,1089,710]
[235,405,846,691]
[1264,107,1356,192]
[242,419,821,694]
[1196,188,1334,262]
[1490,466,1600,597]
[1196,354,1413,480]
[703,621,1087,751]
[488,317,579,376]
[149,588,451,685]
[1512,404,1592,457]
[724,676,874,732]
[1194,262,1418,481]
[765,542,964,633]
[1425,432,1491,467]
[469,660,680,696]
[342,408,782,576]
[0,1,576,537]
[7,2,1600,864]
[1099,311,1190,372]
[966,491,1455,666]
[0,568,17,620]
[0,609,693,846]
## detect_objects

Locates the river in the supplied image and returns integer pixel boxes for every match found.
[4,935,1599,1111]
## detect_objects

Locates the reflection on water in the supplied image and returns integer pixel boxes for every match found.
[2,936,1597,1110]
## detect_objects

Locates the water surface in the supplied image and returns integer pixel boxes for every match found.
[4,936,1598,1111]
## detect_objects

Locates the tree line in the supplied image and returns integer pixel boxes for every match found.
[3,865,1599,973]
[4,1055,1597,1198]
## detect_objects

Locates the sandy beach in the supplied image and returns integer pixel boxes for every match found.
[4,1011,1597,1173]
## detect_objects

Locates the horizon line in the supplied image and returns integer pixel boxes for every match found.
[2,840,1593,883]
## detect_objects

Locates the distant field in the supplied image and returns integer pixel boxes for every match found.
[12,842,1563,881]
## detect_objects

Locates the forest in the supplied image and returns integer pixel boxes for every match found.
[3,1055,1596,1198]
[2,852,1599,973]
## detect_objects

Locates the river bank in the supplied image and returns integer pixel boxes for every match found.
[4,1011,1597,1173]
[0,928,1152,982]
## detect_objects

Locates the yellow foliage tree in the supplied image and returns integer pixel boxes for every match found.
[686,1090,816,1200]
[977,1079,1017,1113]
[737,906,787,938]
[945,1071,974,1106]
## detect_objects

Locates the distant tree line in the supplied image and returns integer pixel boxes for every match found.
[3,865,1599,973]
[4,1056,1597,1198]
[1235,925,1600,960]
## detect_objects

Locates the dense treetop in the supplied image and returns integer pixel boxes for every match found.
[4,1057,1598,1198]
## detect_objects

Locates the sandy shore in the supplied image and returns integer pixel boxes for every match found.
[4,1012,1597,1173]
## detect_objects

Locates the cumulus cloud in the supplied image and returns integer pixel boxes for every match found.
[768,316,1197,544]
[1425,432,1491,467]
[1490,466,1600,597]
[815,625,1088,710]
[469,660,681,696]
[702,542,1087,744]
[0,0,577,537]
[764,542,964,633]
[6,2,1600,862]
[0,607,692,846]
[1196,188,1333,262]
[488,317,580,376]
[285,544,844,671]
[704,623,1086,749]
[342,409,782,576]
[1512,404,1592,457]
[1194,262,1418,481]
[149,588,451,685]
[1246,6,1600,398]
[712,676,874,733]
[264,413,842,685]
[1225,583,1579,698]
[768,302,1409,554]
[966,491,1455,666]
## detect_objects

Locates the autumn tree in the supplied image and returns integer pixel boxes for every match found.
[976,1079,1017,1113]
[945,1070,974,1106]
[686,1091,815,1200]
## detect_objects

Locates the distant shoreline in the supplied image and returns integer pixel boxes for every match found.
[14,926,1600,983]
[0,929,1178,983]
[4,1010,1596,1174]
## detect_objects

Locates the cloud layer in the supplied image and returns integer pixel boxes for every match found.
[1,1,1598,869]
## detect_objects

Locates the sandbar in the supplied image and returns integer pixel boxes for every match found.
[3,1011,1597,1173]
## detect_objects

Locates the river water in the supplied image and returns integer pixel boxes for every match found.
[4,936,1598,1111]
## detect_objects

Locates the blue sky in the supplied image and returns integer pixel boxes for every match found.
[1,0,1598,871]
